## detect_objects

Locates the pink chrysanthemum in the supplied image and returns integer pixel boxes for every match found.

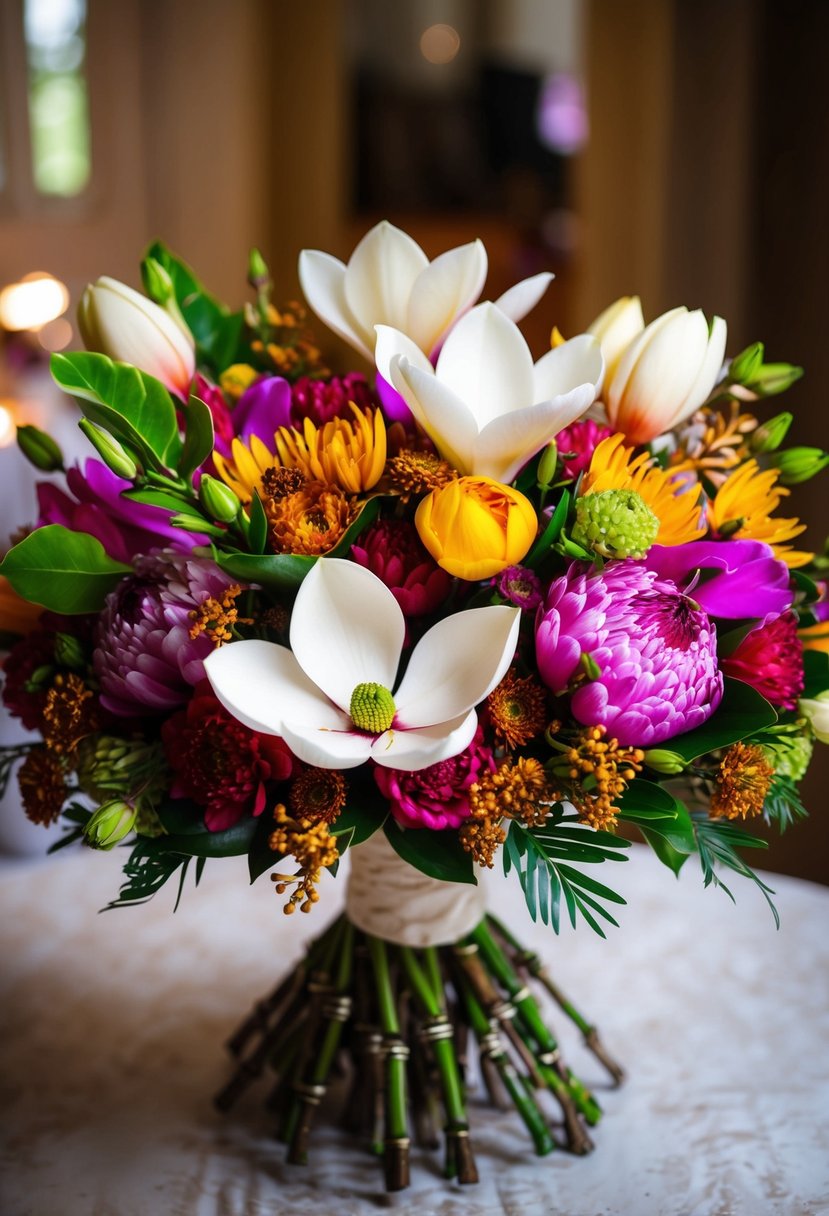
[351,519,452,616]
[722,611,804,710]
[374,727,496,830]
[93,550,243,716]
[536,562,723,746]
[556,418,613,479]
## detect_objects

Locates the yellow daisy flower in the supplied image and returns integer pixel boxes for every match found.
[274,404,386,494]
[706,459,812,568]
[580,433,705,547]
[213,434,277,505]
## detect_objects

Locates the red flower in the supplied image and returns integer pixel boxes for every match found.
[722,612,804,710]
[161,681,293,831]
[2,629,55,729]
[351,519,452,617]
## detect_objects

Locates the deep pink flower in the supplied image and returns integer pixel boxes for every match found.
[493,565,543,611]
[556,418,613,479]
[722,612,804,710]
[645,540,794,620]
[536,562,722,745]
[351,519,452,616]
[93,550,243,716]
[374,727,495,830]
[291,373,374,425]
[162,681,293,831]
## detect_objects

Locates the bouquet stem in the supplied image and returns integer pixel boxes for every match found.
[216,911,624,1191]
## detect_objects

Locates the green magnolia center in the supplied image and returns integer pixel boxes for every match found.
[350,682,396,733]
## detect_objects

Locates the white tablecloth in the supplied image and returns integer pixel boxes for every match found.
[1,843,828,1216]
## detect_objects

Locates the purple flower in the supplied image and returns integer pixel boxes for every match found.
[493,565,543,611]
[376,372,415,427]
[37,460,205,562]
[93,550,242,716]
[212,376,293,458]
[291,373,374,425]
[536,562,723,746]
[645,540,793,619]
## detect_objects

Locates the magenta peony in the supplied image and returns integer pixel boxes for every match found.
[721,612,804,710]
[350,518,452,616]
[374,727,495,830]
[536,562,723,745]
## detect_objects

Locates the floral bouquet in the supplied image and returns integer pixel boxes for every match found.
[2,222,828,1191]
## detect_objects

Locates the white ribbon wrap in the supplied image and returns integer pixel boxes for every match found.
[345,830,487,947]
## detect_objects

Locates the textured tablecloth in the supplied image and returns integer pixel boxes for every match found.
[1,842,828,1216]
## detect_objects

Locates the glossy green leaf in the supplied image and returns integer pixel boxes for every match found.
[668,678,777,762]
[145,241,244,369]
[178,395,216,482]
[618,780,695,874]
[331,803,385,845]
[216,550,315,591]
[122,487,194,513]
[803,650,829,699]
[384,818,476,884]
[526,489,570,566]
[51,351,181,469]
[248,491,269,555]
[0,526,131,613]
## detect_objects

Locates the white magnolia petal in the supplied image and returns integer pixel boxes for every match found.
[281,722,374,770]
[435,303,534,426]
[372,710,479,771]
[344,221,428,336]
[298,250,373,361]
[618,310,709,425]
[473,385,597,483]
[406,240,488,355]
[290,559,405,713]
[532,333,603,404]
[587,295,645,383]
[389,357,477,473]
[494,272,554,323]
[204,640,347,736]
[668,314,727,428]
[394,605,520,728]
[606,305,688,419]
[374,324,433,388]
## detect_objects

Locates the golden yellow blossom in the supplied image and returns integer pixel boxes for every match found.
[706,459,811,568]
[416,475,537,580]
[274,405,386,494]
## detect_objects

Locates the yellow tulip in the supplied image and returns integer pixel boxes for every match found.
[415,476,537,581]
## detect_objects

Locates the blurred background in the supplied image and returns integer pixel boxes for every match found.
[0,0,826,880]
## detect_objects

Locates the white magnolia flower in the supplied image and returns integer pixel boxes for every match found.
[204,558,520,771]
[375,302,603,485]
[587,295,645,386]
[298,219,552,362]
[78,276,195,397]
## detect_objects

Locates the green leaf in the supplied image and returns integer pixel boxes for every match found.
[145,241,244,370]
[248,491,268,555]
[327,494,385,557]
[383,818,476,885]
[122,487,195,513]
[0,526,132,613]
[526,490,570,566]
[105,840,192,910]
[692,813,778,927]
[216,550,315,591]
[791,569,821,607]
[668,678,778,762]
[803,650,829,699]
[331,803,385,845]
[178,395,216,482]
[51,351,182,469]
[156,798,257,857]
[248,811,278,882]
[618,779,696,874]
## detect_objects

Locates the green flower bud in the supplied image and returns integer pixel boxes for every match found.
[84,799,137,849]
[749,411,792,454]
[536,441,558,489]
[248,247,270,289]
[53,632,86,671]
[16,424,64,472]
[350,682,396,733]
[75,735,168,803]
[643,749,687,775]
[760,735,813,783]
[24,663,54,692]
[199,474,241,523]
[572,489,659,559]
[747,362,803,397]
[78,419,138,480]
[579,652,602,681]
[767,447,829,485]
[141,256,175,307]
[729,341,764,385]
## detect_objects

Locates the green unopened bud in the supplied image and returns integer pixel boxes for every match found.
[572,489,659,559]
[536,441,558,489]
[749,411,792,453]
[643,749,686,775]
[248,247,270,289]
[24,663,55,692]
[350,682,396,733]
[53,632,86,671]
[84,799,137,849]
[16,424,64,472]
[728,342,764,385]
[767,447,829,485]
[747,362,803,397]
[78,419,138,480]
[141,257,175,306]
[579,652,602,681]
[199,474,241,523]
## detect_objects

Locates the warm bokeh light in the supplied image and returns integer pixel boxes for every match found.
[0,403,17,448]
[0,272,70,331]
[419,23,460,65]
[37,316,73,351]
